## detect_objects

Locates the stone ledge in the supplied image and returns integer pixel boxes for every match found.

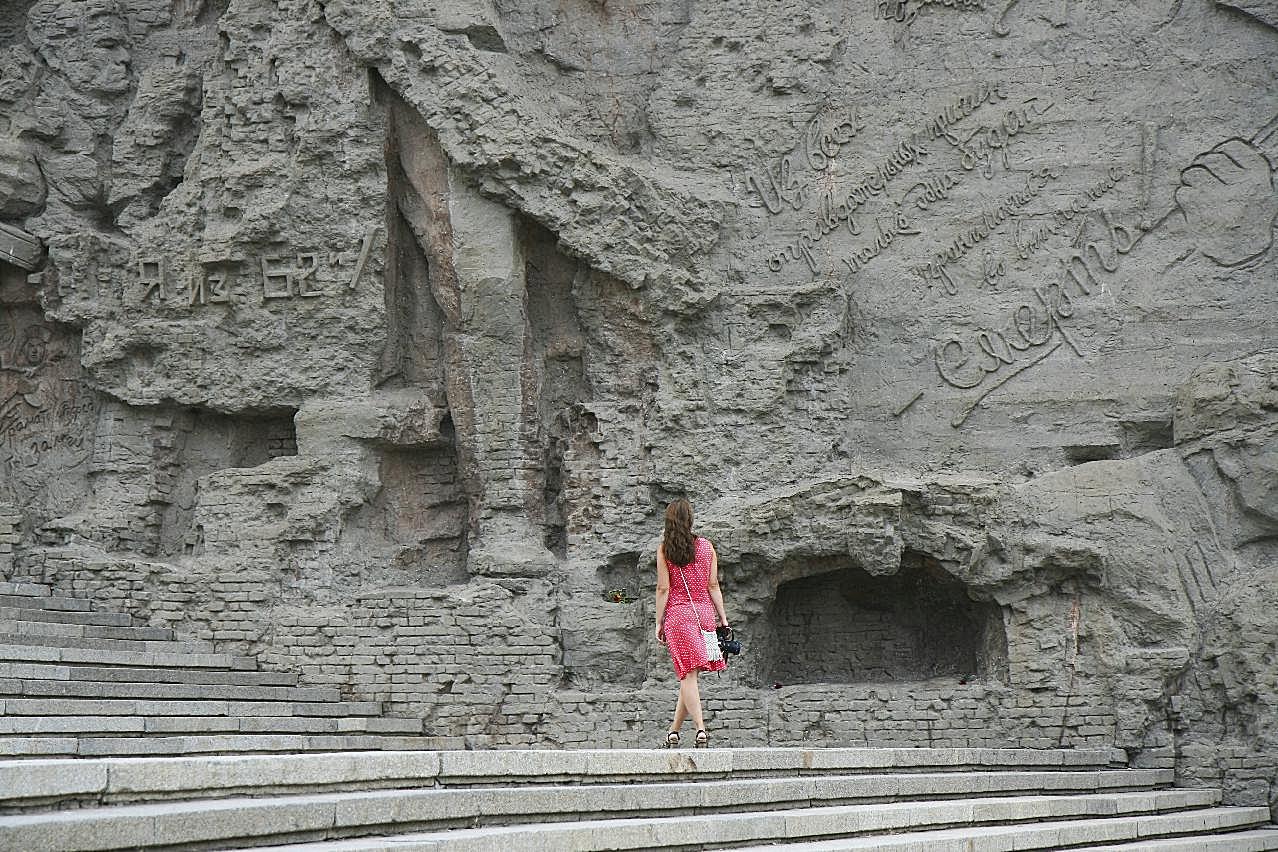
[0,594,91,612]
[0,583,51,598]
[0,735,463,759]
[0,751,1172,806]
[435,747,1126,783]
[0,697,380,718]
[1074,827,1278,850]
[0,608,132,628]
[0,631,214,655]
[728,812,1278,851]
[0,620,176,642]
[0,784,1222,851]
[0,677,338,703]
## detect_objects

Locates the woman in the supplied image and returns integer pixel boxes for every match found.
[655,498,729,748]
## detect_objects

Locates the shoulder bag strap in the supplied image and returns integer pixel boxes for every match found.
[676,555,706,631]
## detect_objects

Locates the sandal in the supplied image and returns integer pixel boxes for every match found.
[662,730,680,749]
[694,729,708,748]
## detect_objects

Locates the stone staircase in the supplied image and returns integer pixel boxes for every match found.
[2,748,1277,850]
[2,580,1276,850]
[0,580,460,757]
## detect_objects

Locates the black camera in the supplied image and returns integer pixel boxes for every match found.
[717,626,742,656]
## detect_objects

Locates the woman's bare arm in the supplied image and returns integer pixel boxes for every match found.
[655,545,671,643]
[707,541,729,627]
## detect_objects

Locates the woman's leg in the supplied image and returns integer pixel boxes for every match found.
[679,670,706,732]
[671,690,688,732]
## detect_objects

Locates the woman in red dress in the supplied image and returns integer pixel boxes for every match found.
[655,499,729,748]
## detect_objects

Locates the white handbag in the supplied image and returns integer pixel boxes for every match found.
[677,563,723,663]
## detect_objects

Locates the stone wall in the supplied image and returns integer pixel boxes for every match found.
[0,0,1274,821]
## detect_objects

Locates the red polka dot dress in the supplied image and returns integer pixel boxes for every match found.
[663,537,727,680]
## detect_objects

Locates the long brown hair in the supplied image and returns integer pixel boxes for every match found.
[662,499,695,567]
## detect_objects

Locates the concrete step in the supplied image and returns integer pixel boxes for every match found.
[1076,828,1278,850]
[0,643,259,670]
[0,675,338,703]
[0,606,131,627]
[0,697,381,718]
[247,805,1272,852]
[0,630,213,654]
[0,582,51,597]
[0,661,297,686]
[0,755,1173,809]
[0,788,1229,852]
[0,661,298,688]
[0,618,176,642]
[0,713,421,737]
[726,812,1278,851]
[0,734,465,759]
[428,746,1126,785]
[0,593,91,612]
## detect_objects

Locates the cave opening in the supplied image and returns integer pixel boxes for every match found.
[752,552,1007,686]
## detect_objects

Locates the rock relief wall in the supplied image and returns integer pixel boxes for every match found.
[0,0,1275,816]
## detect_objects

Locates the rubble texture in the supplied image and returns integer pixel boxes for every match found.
[0,0,1275,821]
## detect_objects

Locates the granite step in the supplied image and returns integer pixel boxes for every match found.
[0,697,382,718]
[0,630,213,654]
[0,752,1165,808]
[0,631,212,659]
[0,788,1228,852]
[1076,829,1278,850]
[725,811,1278,851]
[0,582,51,597]
[0,675,338,703]
[0,661,298,686]
[0,643,259,670]
[0,734,464,759]
[0,756,1173,809]
[426,746,1127,785]
[242,804,1272,852]
[0,606,132,627]
[0,618,176,642]
[0,593,91,612]
[0,713,422,737]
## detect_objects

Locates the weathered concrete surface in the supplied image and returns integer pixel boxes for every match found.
[0,0,1275,822]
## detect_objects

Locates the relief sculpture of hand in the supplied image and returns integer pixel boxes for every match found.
[1174,137,1278,267]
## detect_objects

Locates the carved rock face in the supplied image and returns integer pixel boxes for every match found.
[0,138,46,220]
[1,0,1277,807]
[27,0,132,96]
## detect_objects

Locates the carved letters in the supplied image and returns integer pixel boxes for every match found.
[189,269,232,306]
[746,107,863,215]
[348,225,379,289]
[766,137,933,273]
[130,233,377,308]
[262,253,323,299]
[763,84,1045,277]
[935,195,1146,426]
[878,0,987,26]
[840,209,922,274]
[138,257,166,303]
[294,253,322,297]
[917,166,1060,294]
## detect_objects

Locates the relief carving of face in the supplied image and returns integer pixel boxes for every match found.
[1214,437,1278,531]
[27,0,132,96]
[17,326,52,368]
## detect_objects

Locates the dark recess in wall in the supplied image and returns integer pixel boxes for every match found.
[523,219,588,558]
[157,406,299,555]
[751,552,1006,687]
